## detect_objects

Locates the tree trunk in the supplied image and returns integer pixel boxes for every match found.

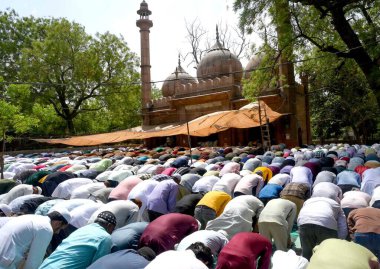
[351,125,361,144]
[329,7,380,106]
[0,130,5,179]
[67,118,75,135]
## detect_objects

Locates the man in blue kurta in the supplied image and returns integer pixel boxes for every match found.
[39,211,116,269]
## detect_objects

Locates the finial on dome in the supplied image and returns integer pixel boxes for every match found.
[178,54,181,68]
[216,25,219,42]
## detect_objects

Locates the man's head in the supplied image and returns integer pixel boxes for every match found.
[187,242,213,269]
[130,198,142,208]
[95,211,117,234]
[171,174,181,184]
[48,209,71,234]
[137,246,156,261]
[32,186,42,194]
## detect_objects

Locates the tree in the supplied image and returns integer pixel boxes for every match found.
[20,18,141,134]
[233,0,380,106]
[182,18,250,68]
[302,52,379,143]
[0,82,39,178]
[0,10,48,81]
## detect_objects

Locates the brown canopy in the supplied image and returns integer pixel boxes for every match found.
[34,101,283,146]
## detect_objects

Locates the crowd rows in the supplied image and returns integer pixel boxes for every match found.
[0,143,379,269]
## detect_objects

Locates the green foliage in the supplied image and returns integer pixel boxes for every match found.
[0,10,49,81]
[302,51,379,142]
[242,44,280,101]
[0,85,39,140]
[234,0,380,107]
[18,17,141,135]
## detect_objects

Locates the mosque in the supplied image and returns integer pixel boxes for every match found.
[136,1,311,149]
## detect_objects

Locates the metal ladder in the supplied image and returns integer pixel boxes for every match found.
[258,100,271,151]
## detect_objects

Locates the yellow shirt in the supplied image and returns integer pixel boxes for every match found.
[197,191,231,216]
[253,167,273,182]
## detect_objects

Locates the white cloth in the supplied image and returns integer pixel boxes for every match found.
[176,230,229,255]
[95,171,113,182]
[312,182,342,202]
[65,164,87,173]
[49,199,95,213]
[269,174,291,187]
[51,178,94,199]
[233,174,264,196]
[69,203,103,229]
[361,167,380,195]
[341,190,371,208]
[290,167,313,188]
[192,176,220,193]
[88,200,139,229]
[223,195,264,216]
[108,170,134,183]
[0,204,12,216]
[370,186,380,206]
[0,215,53,269]
[8,194,43,213]
[0,184,35,205]
[272,249,309,269]
[212,173,241,196]
[127,179,159,221]
[297,197,347,239]
[206,195,264,239]
[145,250,208,269]
[70,182,106,199]
[0,217,11,228]
[5,163,35,175]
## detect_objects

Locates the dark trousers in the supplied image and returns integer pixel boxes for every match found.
[299,223,338,260]
[148,210,164,222]
[194,205,217,230]
[354,232,380,260]
[338,184,358,194]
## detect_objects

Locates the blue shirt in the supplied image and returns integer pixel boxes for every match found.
[39,223,112,269]
[87,249,149,269]
[111,222,149,252]
[258,184,283,199]
[336,171,361,187]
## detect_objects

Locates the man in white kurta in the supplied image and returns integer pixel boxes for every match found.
[145,250,208,269]
[0,211,69,269]
[0,184,41,205]
[127,179,159,222]
[176,230,229,256]
[88,200,139,229]
[51,178,94,199]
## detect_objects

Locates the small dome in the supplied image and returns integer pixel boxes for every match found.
[162,64,196,97]
[137,0,152,16]
[244,54,262,79]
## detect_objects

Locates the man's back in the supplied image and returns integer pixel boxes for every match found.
[39,223,112,269]
[0,214,53,269]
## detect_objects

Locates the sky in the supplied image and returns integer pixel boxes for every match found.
[0,0,259,87]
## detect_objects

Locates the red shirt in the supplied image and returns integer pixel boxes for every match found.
[216,232,272,269]
[139,213,198,254]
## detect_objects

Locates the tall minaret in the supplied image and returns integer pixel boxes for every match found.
[136,0,153,110]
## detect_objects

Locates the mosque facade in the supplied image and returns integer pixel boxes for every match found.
[136,1,311,148]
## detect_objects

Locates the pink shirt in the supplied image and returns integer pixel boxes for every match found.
[109,176,143,200]
[234,174,264,196]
